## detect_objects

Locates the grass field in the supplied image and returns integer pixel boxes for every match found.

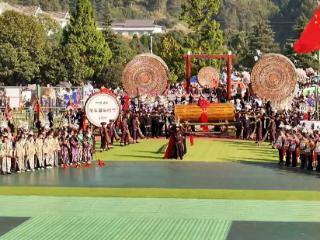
[1,187,320,201]
[95,138,278,162]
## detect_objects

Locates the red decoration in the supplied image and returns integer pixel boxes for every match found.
[97,160,105,167]
[294,8,320,53]
[100,87,114,95]
[72,163,81,168]
[124,95,130,112]
[84,162,92,168]
[199,99,210,132]
[63,164,68,169]
[189,135,194,146]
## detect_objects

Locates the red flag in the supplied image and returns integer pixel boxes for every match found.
[294,8,320,53]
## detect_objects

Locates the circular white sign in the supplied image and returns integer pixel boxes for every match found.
[85,93,120,127]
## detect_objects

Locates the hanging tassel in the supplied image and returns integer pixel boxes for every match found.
[84,162,92,168]
[189,135,194,146]
[97,160,105,167]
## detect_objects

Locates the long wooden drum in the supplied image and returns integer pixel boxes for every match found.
[175,104,235,123]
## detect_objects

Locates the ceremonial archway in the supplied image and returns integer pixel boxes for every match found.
[183,53,236,100]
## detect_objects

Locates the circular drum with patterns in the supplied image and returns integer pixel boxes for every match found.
[198,67,220,88]
[121,53,169,97]
[251,54,297,101]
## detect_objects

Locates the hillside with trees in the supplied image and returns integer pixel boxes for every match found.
[1,0,320,86]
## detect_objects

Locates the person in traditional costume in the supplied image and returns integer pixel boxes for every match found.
[53,132,61,167]
[120,115,130,146]
[305,134,315,171]
[131,115,139,144]
[164,124,177,159]
[99,122,109,151]
[87,128,95,154]
[25,132,35,171]
[283,128,292,166]
[290,130,300,167]
[35,133,44,170]
[69,129,80,165]
[60,137,70,166]
[77,128,84,162]
[175,126,185,160]
[1,135,13,174]
[269,117,277,147]
[275,128,285,165]
[315,131,320,172]
[107,120,115,145]
[242,113,251,140]
[14,136,26,173]
[83,135,93,163]
[255,114,263,144]
[299,130,308,169]
[44,131,54,168]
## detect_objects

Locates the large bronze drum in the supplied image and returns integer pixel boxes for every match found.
[175,104,235,123]
[198,66,220,88]
[251,54,297,101]
[121,53,169,97]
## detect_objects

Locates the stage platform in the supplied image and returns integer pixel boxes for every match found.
[1,139,320,240]
[1,161,320,191]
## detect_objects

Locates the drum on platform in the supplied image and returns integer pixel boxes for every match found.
[175,104,235,123]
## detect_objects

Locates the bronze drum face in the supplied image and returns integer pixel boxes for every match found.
[198,67,220,88]
[251,54,297,101]
[121,53,169,97]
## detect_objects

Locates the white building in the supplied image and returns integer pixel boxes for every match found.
[111,20,164,37]
[0,2,164,37]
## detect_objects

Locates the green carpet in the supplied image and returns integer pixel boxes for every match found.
[95,139,277,162]
[1,196,320,240]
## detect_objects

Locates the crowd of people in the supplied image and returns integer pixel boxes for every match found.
[276,126,320,171]
[1,67,320,174]
[0,124,95,175]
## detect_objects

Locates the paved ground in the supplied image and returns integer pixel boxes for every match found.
[1,161,320,191]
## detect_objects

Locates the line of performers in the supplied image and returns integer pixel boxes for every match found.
[276,126,320,171]
[0,126,95,175]
[99,115,144,151]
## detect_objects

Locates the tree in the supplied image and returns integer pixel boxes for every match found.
[227,31,249,68]
[244,21,279,67]
[218,0,278,35]
[181,0,224,71]
[158,33,185,83]
[62,0,112,85]
[97,12,135,87]
[0,11,48,85]
[129,34,149,54]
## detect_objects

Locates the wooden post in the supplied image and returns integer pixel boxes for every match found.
[186,52,191,94]
[227,52,233,101]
